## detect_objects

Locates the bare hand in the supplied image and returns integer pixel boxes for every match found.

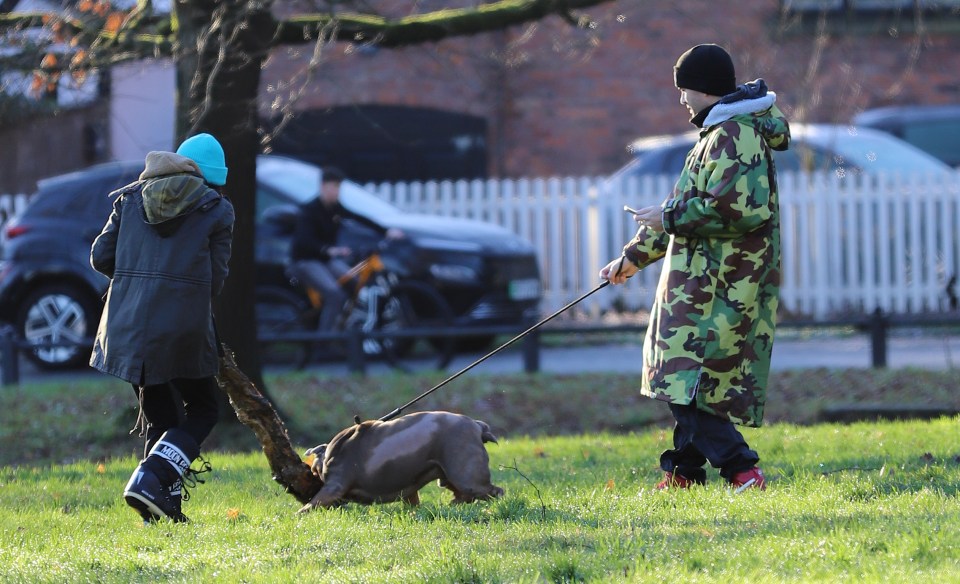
[600,256,638,285]
[631,205,663,231]
[328,246,352,258]
[385,228,404,240]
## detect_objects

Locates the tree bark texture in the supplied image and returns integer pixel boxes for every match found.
[175,0,275,397]
[217,343,323,505]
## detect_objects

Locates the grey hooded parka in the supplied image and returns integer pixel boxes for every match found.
[89,151,234,385]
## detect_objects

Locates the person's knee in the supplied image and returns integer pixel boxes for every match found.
[190,400,219,426]
[322,285,347,305]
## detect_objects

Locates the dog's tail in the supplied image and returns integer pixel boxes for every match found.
[475,420,498,444]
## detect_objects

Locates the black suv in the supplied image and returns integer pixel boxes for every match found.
[0,155,542,369]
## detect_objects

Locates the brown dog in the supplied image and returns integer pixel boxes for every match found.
[297,411,504,513]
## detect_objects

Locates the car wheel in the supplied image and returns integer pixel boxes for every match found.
[379,282,455,372]
[17,284,99,370]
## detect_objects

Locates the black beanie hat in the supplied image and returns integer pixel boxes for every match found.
[673,44,737,97]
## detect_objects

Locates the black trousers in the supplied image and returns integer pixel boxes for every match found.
[133,377,219,458]
[659,401,759,482]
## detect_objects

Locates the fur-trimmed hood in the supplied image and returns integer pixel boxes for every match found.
[703,79,777,126]
[702,79,790,152]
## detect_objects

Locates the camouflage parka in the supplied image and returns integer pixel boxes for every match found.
[623,80,790,427]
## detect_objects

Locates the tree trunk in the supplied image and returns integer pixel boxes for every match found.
[174,0,276,397]
[218,344,322,504]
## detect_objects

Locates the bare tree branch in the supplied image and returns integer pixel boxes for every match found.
[276,0,607,47]
[0,0,611,70]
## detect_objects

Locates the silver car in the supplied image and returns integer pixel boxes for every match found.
[609,122,952,183]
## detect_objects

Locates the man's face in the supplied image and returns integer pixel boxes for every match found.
[320,180,341,205]
[678,88,715,117]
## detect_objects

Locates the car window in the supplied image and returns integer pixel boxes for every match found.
[901,120,960,167]
[615,143,690,180]
[30,171,137,220]
[792,125,952,175]
[614,124,950,182]
[781,144,840,174]
[627,141,813,177]
[256,156,320,205]
[610,157,653,182]
[256,155,402,223]
[27,185,83,218]
[255,184,292,223]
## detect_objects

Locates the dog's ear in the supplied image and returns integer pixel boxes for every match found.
[352,419,375,433]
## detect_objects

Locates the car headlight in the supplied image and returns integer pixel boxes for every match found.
[430,263,479,283]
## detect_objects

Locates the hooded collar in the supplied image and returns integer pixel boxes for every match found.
[701,79,777,127]
[139,151,220,228]
[690,103,715,128]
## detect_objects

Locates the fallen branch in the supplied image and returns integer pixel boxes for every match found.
[500,460,546,521]
[216,343,323,505]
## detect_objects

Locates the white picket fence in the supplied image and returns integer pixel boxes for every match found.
[366,170,960,320]
[3,171,959,320]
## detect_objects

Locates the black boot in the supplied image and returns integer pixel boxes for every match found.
[141,433,189,521]
[123,428,199,523]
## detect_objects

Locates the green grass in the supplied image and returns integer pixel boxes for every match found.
[1,418,958,582]
[1,369,959,582]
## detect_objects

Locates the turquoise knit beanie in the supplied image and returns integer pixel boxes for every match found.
[176,133,228,186]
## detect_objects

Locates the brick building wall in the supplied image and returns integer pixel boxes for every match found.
[262,0,960,179]
[0,101,109,193]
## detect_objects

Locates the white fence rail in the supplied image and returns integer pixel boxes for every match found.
[3,171,959,320]
[367,171,960,319]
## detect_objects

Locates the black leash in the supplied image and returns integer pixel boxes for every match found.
[378,280,611,422]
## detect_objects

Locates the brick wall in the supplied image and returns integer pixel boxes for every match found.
[0,101,110,193]
[263,0,960,179]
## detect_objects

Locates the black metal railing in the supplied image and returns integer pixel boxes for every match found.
[4,310,960,386]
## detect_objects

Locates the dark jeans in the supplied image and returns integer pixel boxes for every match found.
[134,377,219,457]
[659,401,759,482]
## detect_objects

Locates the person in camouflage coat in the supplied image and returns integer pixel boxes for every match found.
[601,44,790,491]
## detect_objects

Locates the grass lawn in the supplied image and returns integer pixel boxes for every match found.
[1,368,959,582]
